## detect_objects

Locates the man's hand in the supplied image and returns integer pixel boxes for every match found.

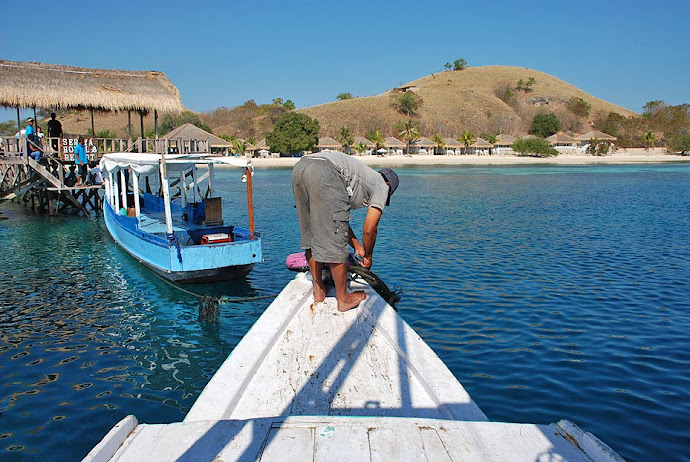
[361,256,372,269]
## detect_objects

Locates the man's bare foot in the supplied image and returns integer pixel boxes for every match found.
[313,281,327,303]
[337,291,366,312]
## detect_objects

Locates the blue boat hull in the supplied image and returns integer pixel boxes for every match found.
[104,200,261,283]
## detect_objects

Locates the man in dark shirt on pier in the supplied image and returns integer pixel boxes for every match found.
[47,113,63,153]
[292,151,399,312]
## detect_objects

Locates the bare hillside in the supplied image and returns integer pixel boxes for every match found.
[300,66,637,138]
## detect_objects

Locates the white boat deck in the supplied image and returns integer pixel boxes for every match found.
[86,273,622,461]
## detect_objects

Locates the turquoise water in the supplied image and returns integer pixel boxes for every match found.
[1,164,689,461]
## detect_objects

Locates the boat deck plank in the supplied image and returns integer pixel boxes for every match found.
[106,416,616,462]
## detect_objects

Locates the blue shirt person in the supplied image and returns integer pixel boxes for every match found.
[74,136,88,186]
[25,117,41,161]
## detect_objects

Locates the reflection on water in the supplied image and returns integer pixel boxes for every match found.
[1,164,690,461]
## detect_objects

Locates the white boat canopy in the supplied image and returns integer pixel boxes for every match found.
[100,153,250,176]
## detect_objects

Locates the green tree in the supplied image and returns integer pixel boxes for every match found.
[530,113,561,138]
[368,130,385,152]
[337,126,354,151]
[524,76,536,91]
[453,58,468,70]
[431,133,445,155]
[159,111,212,135]
[336,92,353,101]
[643,131,657,151]
[395,120,421,154]
[459,130,476,154]
[272,98,284,106]
[483,133,498,154]
[512,138,558,157]
[283,100,296,110]
[0,120,17,135]
[233,139,247,155]
[444,62,452,71]
[354,142,368,155]
[567,97,592,117]
[266,112,320,154]
[394,92,422,116]
[669,132,690,154]
[642,100,667,117]
[586,138,613,156]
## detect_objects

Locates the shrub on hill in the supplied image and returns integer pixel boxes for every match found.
[337,93,353,101]
[513,138,558,157]
[567,97,592,118]
[530,113,561,138]
[392,92,422,116]
[266,112,319,154]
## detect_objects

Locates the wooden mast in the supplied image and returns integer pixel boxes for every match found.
[245,165,255,236]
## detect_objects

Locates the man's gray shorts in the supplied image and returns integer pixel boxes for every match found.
[292,157,351,263]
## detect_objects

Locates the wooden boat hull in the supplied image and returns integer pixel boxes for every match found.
[104,200,261,283]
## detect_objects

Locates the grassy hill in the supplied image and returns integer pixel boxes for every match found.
[51,65,637,140]
[299,66,637,138]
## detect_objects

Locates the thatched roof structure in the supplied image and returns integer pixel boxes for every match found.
[248,139,269,151]
[546,132,578,144]
[471,137,494,147]
[317,137,341,149]
[163,123,231,148]
[575,130,617,141]
[443,138,463,147]
[496,134,517,145]
[353,136,375,148]
[412,137,436,148]
[0,60,183,112]
[384,137,405,148]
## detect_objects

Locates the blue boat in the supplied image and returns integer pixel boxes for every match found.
[100,152,262,283]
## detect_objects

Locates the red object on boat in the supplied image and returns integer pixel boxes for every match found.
[201,233,233,245]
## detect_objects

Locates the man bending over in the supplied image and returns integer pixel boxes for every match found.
[292,150,399,312]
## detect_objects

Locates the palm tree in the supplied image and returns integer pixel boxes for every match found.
[459,130,476,154]
[354,142,367,156]
[338,126,354,153]
[395,120,420,154]
[643,131,657,151]
[431,133,445,155]
[233,139,247,156]
[369,130,385,153]
[484,133,498,155]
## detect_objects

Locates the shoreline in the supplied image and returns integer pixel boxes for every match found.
[246,148,690,168]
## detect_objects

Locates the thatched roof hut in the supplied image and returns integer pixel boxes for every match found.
[317,137,341,150]
[442,138,463,148]
[384,137,405,148]
[496,134,517,146]
[163,123,231,150]
[412,137,436,148]
[353,136,375,148]
[575,130,617,141]
[0,60,183,112]
[546,132,578,145]
[471,137,494,148]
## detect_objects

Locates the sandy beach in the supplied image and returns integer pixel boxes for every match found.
[248,148,689,168]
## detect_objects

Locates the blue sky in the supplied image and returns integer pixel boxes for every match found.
[2,0,689,122]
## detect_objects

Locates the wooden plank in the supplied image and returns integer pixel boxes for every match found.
[419,427,452,462]
[314,424,369,462]
[260,426,313,462]
[369,426,425,462]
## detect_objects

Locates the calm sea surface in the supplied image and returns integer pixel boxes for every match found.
[1,163,689,461]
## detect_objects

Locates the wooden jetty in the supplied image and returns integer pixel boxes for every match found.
[85,273,623,461]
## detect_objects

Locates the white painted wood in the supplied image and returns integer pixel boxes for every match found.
[131,171,140,218]
[186,273,485,423]
[158,155,173,236]
[83,415,137,462]
[90,275,622,461]
[119,169,126,213]
[260,426,313,462]
[314,424,369,462]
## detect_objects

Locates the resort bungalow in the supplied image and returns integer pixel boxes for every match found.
[410,137,436,155]
[468,137,494,155]
[442,137,463,155]
[248,138,276,158]
[352,136,374,155]
[383,137,405,155]
[575,130,617,147]
[316,136,341,152]
[547,132,579,152]
[495,134,517,155]
[162,123,232,155]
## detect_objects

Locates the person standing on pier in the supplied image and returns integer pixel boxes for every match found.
[292,151,399,312]
[47,113,63,153]
[25,117,42,161]
[74,136,88,186]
